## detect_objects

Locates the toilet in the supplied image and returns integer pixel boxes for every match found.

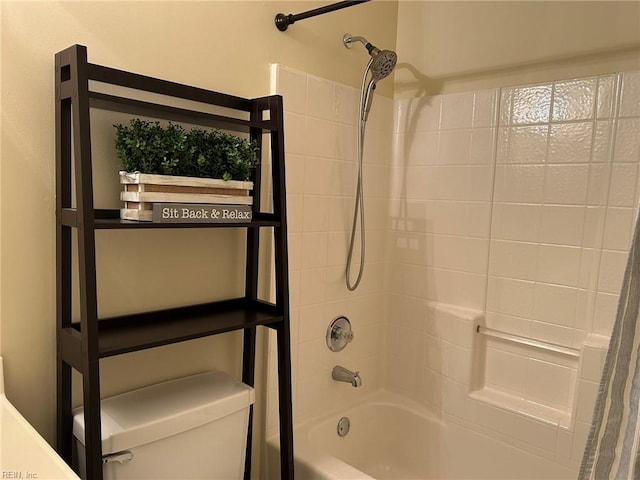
[73,371,254,480]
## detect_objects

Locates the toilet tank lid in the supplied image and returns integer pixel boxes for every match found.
[72,371,255,454]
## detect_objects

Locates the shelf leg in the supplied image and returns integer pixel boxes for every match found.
[242,326,257,480]
[56,358,73,464]
[276,322,295,480]
[55,46,74,467]
[82,361,103,480]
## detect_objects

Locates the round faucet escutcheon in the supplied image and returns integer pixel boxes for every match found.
[326,316,354,352]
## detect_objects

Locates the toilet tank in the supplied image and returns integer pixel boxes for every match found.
[72,371,254,480]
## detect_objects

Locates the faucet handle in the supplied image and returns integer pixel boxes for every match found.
[327,316,354,352]
[338,326,354,343]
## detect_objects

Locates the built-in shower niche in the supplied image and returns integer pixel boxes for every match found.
[470,330,610,431]
[470,328,580,428]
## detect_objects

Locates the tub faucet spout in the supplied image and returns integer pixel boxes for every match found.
[332,365,362,387]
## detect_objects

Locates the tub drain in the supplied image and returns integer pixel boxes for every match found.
[337,416,350,437]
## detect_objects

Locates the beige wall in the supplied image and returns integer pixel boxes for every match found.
[0,0,398,453]
[396,1,640,96]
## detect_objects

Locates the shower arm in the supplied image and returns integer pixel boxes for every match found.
[275,1,370,31]
[343,34,377,54]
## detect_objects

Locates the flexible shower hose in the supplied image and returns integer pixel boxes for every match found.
[346,58,374,291]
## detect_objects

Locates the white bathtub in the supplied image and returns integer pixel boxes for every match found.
[0,357,79,479]
[266,391,576,479]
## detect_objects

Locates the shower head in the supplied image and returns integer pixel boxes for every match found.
[370,49,397,81]
[343,33,397,81]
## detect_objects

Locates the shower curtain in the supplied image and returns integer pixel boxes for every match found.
[579,207,640,480]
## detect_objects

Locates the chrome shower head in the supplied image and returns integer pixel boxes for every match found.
[343,33,397,81]
[369,49,397,81]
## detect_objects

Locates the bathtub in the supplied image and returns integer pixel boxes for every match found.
[0,357,80,479]
[266,391,576,479]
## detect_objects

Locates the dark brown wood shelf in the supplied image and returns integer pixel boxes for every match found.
[61,208,280,229]
[55,44,293,480]
[87,63,253,112]
[59,299,283,366]
[89,92,275,134]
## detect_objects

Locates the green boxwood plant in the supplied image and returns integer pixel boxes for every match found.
[114,119,259,181]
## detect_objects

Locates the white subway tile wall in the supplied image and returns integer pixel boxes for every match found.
[389,71,639,470]
[488,74,639,347]
[267,65,391,433]
[269,64,639,473]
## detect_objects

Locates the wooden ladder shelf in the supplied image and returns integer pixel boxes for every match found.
[55,44,294,480]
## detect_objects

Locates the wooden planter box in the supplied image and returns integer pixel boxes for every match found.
[120,171,253,221]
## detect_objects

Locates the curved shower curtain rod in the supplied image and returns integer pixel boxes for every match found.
[275,1,371,32]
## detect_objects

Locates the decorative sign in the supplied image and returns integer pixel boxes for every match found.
[152,203,252,223]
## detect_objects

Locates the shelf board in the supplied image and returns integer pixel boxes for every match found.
[89,92,275,134]
[87,63,254,113]
[60,209,280,229]
[60,298,283,362]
